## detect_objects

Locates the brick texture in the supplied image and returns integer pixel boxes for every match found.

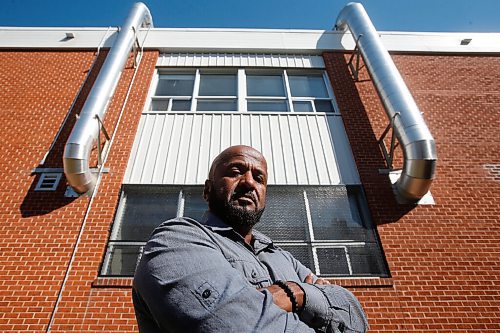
[324,52,500,332]
[0,50,157,333]
[1,49,498,332]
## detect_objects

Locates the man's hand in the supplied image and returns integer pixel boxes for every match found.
[304,273,331,285]
[259,282,305,313]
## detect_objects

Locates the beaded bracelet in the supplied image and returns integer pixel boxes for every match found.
[274,280,299,314]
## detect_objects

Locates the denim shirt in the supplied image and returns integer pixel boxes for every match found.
[133,213,368,333]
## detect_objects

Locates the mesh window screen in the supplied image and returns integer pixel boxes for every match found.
[316,247,350,275]
[278,245,315,271]
[115,186,179,241]
[102,185,388,277]
[308,187,374,242]
[256,187,309,241]
[183,187,208,221]
[348,243,388,276]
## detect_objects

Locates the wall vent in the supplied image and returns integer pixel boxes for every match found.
[35,173,62,191]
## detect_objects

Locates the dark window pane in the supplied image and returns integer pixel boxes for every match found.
[289,75,328,97]
[247,75,285,96]
[103,244,142,276]
[199,74,237,96]
[314,100,334,112]
[349,243,389,277]
[307,187,374,241]
[150,99,170,111]
[247,100,288,112]
[277,245,314,273]
[172,100,191,111]
[293,101,314,112]
[114,187,179,241]
[197,100,237,111]
[256,187,309,241]
[316,247,350,275]
[183,187,208,221]
[156,75,194,96]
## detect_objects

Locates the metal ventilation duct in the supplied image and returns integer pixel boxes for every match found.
[335,2,437,201]
[63,2,153,193]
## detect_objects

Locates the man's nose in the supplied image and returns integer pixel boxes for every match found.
[240,170,257,189]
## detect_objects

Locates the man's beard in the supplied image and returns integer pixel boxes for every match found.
[209,190,265,228]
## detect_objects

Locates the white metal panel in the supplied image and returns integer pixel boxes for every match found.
[3,28,500,54]
[157,53,325,68]
[123,113,359,185]
[326,116,361,184]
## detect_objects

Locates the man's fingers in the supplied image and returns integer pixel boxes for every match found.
[315,278,331,285]
[304,273,314,284]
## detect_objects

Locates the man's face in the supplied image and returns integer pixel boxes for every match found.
[204,146,267,228]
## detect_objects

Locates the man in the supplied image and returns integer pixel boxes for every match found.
[133,145,368,332]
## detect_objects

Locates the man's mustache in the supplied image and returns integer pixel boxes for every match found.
[231,190,257,203]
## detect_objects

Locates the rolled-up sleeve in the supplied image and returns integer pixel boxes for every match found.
[133,218,315,333]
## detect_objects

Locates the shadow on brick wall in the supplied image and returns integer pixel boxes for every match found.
[20,175,78,217]
[323,52,416,225]
[20,53,107,217]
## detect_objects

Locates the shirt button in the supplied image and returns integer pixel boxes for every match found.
[202,289,211,298]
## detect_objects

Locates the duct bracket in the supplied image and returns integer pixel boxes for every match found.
[132,26,141,68]
[378,112,400,172]
[347,34,364,81]
[131,24,151,68]
[95,114,110,168]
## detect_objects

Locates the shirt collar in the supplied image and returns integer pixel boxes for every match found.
[201,211,274,252]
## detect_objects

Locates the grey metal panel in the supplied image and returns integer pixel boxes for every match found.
[124,113,359,186]
[157,53,325,68]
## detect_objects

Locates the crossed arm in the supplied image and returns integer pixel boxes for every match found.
[261,273,330,313]
[133,219,368,333]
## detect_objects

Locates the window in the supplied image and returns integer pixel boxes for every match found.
[150,74,194,112]
[148,69,336,113]
[100,185,388,278]
[100,186,206,276]
[246,74,288,112]
[258,186,387,277]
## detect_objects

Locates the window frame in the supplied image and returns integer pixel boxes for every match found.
[100,185,389,278]
[147,68,338,114]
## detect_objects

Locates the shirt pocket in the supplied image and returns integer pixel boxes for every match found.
[226,258,271,287]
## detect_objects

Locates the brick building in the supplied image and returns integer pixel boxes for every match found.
[0,3,499,332]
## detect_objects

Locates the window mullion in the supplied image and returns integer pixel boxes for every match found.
[322,71,339,114]
[191,69,201,112]
[177,190,185,218]
[238,69,247,112]
[303,190,320,275]
[283,70,294,112]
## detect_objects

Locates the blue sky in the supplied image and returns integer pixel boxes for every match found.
[2,0,499,32]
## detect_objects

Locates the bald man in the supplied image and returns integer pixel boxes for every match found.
[133,145,368,333]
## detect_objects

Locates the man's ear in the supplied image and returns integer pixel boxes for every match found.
[203,179,211,202]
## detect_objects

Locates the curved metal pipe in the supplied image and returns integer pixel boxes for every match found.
[335,2,437,201]
[63,2,153,193]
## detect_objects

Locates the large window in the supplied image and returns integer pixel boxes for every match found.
[100,185,388,278]
[149,69,336,113]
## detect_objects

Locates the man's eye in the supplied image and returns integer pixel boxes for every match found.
[230,168,242,175]
[255,175,265,183]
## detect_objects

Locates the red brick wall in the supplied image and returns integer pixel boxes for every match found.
[324,52,500,332]
[1,49,498,332]
[0,50,157,332]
